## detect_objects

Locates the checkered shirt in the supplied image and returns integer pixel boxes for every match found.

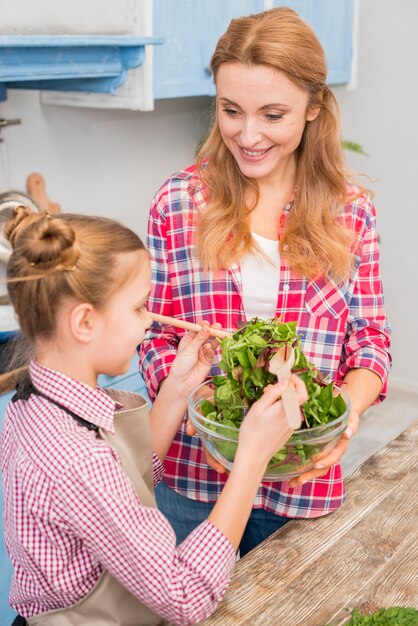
[138,165,391,518]
[0,360,235,622]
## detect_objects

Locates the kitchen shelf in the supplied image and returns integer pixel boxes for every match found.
[0,35,163,100]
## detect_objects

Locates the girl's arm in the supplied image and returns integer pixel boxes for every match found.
[208,377,307,550]
[149,324,216,461]
[64,378,306,626]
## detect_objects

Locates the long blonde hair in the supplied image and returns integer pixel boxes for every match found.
[196,7,355,280]
[5,206,145,341]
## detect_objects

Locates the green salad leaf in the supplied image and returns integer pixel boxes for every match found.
[335,607,418,625]
[203,318,349,471]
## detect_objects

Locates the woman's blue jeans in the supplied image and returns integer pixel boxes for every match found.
[155,481,290,557]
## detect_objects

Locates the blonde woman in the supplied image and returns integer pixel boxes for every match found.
[139,7,391,555]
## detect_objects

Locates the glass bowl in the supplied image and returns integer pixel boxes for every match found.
[188,379,350,481]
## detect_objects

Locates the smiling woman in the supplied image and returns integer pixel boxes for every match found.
[216,64,318,190]
[138,5,391,557]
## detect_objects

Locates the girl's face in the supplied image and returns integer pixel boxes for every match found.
[216,63,318,185]
[94,250,152,378]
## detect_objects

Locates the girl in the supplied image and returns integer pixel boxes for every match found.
[138,6,391,554]
[1,206,307,625]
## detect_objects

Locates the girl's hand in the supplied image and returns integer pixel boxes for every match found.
[168,321,220,397]
[237,376,308,466]
[288,408,360,488]
[187,375,308,474]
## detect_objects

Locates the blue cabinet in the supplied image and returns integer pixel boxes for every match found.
[0,1,354,108]
[276,0,354,84]
[153,0,264,99]
[0,35,163,103]
[154,0,354,99]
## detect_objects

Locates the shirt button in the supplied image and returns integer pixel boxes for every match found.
[283,284,290,292]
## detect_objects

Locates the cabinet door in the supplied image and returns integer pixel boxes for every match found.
[154,0,265,99]
[154,0,353,99]
[273,0,354,84]
[38,0,158,111]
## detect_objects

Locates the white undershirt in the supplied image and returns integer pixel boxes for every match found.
[240,231,280,320]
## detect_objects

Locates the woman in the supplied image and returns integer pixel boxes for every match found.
[138,6,391,555]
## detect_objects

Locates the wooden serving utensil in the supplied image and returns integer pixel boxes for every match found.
[26,173,61,214]
[0,365,28,395]
[149,312,231,340]
[269,344,302,430]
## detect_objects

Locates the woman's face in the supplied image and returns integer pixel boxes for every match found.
[216,63,318,185]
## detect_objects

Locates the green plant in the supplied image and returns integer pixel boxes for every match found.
[341,139,368,156]
[328,606,418,625]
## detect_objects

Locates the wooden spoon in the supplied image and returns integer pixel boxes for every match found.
[149,312,230,339]
[26,173,61,214]
[0,365,28,395]
[269,344,302,430]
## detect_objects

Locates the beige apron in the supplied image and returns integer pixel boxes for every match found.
[28,389,166,626]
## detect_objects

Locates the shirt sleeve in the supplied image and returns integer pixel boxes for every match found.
[338,196,391,401]
[53,449,235,626]
[138,190,180,400]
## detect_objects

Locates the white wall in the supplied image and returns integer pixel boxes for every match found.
[0,90,211,237]
[1,0,417,390]
[333,0,418,392]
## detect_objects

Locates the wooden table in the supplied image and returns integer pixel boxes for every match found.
[201,422,418,626]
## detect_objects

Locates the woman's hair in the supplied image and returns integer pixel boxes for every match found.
[5,206,145,341]
[196,6,356,280]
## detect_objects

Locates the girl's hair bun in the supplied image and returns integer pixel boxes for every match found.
[4,205,33,247]
[4,205,79,270]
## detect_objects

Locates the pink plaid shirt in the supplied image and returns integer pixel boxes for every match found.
[138,165,391,517]
[0,360,235,623]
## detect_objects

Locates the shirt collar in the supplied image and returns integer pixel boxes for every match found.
[29,360,122,434]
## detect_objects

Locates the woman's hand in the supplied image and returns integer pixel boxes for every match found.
[168,321,220,397]
[288,408,360,488]
[186,420,228,473]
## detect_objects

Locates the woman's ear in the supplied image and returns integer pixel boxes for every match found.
[306,106,320,122]
[69,302,96,343]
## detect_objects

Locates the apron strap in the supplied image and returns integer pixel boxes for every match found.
[12,375,101,438]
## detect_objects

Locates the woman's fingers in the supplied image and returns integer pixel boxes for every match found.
[288,436,350,487]
[203,448,227,474]
[186,419,196,436]
[342,409,360,440]
[186,420,226,473]
[288,467,329,487]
